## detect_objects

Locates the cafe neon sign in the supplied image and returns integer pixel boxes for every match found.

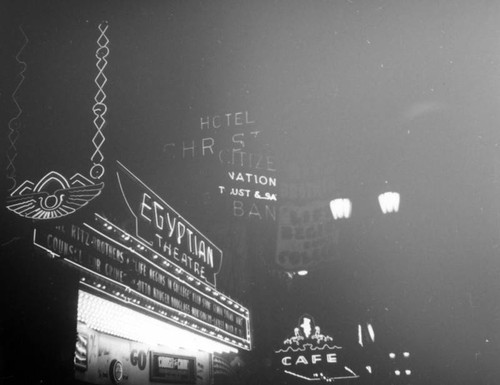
[275,315,359,382]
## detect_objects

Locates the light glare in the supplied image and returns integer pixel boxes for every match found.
[77,290,237,354]
[378,192,400,214]
[329,198,352,220]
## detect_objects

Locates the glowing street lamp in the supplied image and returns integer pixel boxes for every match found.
[329,198,352,220]
[378,192,400,214]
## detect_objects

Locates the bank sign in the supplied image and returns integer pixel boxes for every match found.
[274,315,359,382]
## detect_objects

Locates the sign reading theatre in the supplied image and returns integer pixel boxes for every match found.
[275,315,359,383]
[33,161,251,351]
[116,161,222,287]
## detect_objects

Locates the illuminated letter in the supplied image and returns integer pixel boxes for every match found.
[176,221,186,245]
[202,137,215,156]
[219,149,229,165]
[212,115,221,128]
[153,201,164,230]
[233,200,245,217]
[198,240,206,262]
[282,357,291,366]
[200,116,209,130]
[295,356,308,365]
[249,203,262,220]
[326,353,337,363]
[311,354,322,364]
[182,141,196,158]
[234,112,243,125]
[140,193,153,222]
[206,246,214,268]
[232,133,245,150]
[245,111,255,124]
[166,213,176,237]
[266,155,276,172]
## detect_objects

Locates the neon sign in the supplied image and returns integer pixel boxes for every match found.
[275,315,359,382]
[6,23,109,220]
[116,161,222,286]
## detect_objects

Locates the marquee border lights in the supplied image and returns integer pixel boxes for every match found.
[6,23,109,220]
[32,219,252,351]
[93,214,249,317]
[77,290,238,354]
[389,351,412,378]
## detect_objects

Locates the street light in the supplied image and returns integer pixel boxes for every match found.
[329,198,352,219]
[378,192,400,214]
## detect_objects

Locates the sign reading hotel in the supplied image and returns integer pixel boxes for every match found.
[33,162,251,351]
[162,110,278,221]
[275,315,359,382]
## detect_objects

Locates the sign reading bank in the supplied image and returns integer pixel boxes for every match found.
[275,315,359,383]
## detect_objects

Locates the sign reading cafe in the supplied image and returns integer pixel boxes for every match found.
[274,315,359,383]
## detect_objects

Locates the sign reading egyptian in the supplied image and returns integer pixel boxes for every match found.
[116,161,222,287]
[274,315,359,382]
[32,161,251,351]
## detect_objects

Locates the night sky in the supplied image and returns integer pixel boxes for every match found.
[3,1,500,384]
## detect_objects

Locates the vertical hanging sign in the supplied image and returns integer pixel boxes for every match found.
[6,23,108,220]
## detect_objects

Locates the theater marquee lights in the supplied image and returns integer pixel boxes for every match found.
[33,161,251,351]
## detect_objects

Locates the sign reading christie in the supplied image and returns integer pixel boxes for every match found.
[275,315,359,383]
[116,161,223,287]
